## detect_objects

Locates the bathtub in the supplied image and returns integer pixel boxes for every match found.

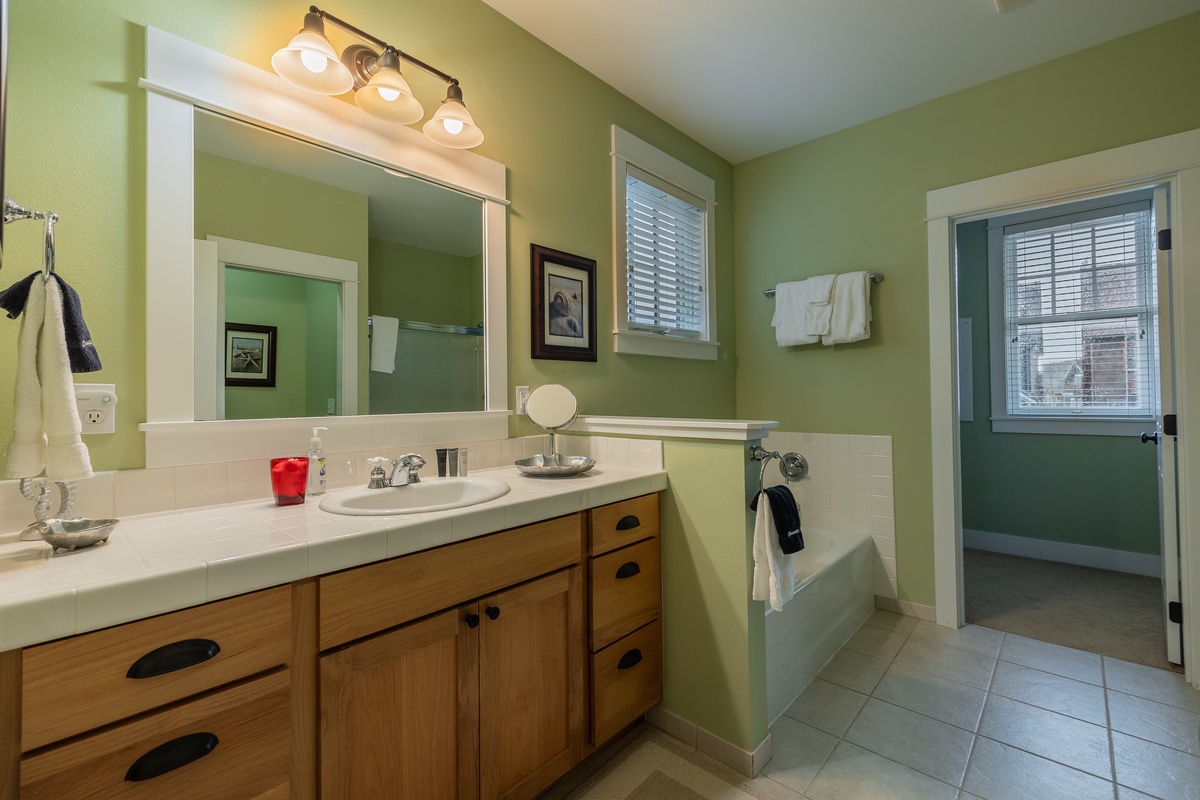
[764,526,876,724]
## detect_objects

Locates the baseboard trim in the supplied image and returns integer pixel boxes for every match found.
[875,595,936,621]
[646,706,769,777]
[964,528,1161,577]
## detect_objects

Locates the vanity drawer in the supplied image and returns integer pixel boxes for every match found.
[589,494,659,556]
[20,670,290,800]
[319,513,584,650]
[21,586,291,751]
[591,620,663,745]
[590,537,661,652]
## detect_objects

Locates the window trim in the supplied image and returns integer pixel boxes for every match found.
[612,125,718,361]
[986,190,1158,436]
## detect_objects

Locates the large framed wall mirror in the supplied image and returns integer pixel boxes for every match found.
[140,27,509,466]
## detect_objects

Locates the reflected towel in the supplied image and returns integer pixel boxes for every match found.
[752,490,795,612]
[822,271,872,345]
[370,315,400,373]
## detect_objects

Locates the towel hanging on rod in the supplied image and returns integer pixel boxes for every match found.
[763,272,883,297]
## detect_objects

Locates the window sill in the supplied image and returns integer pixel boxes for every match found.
[613,330,719,361]
[988,417,1156,437]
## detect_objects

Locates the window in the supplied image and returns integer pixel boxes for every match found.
[612,126,718,360]
[987,191,1159,435]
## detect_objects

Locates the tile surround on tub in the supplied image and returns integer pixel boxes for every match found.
[765,431,897,599]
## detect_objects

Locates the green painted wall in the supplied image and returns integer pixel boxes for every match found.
[0,0,736,472]
[659,439,766,750]
[955,220,1160,555]
[224,269,309,420]
[304,279,340,417]
[368,239,476,326]
[733,13,1200,605]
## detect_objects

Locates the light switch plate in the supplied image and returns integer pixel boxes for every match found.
[76,383,118,435]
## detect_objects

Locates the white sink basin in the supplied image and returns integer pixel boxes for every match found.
[318,477,511,516]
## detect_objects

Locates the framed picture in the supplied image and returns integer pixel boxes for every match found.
[531,244,597,362]
[225,323,277,387]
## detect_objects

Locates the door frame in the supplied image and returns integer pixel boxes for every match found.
[926,126,1200,685]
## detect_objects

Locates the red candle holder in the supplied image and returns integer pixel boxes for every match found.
[270,456,309,506]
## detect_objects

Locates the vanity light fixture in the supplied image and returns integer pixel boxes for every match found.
[272,6,484,148]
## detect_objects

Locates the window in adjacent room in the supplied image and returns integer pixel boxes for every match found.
[986,189,1160,435]
[612,125,718,360]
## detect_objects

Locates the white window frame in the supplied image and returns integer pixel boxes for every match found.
[612,125,718,361]
[986,190,1158,436]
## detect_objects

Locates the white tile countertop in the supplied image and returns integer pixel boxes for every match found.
[0,465,667,653]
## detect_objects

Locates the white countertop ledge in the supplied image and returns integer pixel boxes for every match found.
[0,465,667,653]
[570,416,778,441]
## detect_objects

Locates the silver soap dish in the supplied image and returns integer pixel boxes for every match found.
[515,453,596,478]
[40,517,117,552]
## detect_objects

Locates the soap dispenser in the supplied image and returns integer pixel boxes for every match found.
[308,427,328,497]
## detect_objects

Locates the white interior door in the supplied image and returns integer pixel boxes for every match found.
[1152,186,1183,665]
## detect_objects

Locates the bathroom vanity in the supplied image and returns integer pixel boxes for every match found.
[0,468,664,799]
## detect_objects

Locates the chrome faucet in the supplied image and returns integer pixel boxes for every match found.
[365,454,427,488]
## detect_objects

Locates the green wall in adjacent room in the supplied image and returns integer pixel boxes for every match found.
[955,220,1160,556]
[368,239,477,327]
[733,12,1200,605]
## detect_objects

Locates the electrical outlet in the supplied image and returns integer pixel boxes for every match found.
[76,384,118,435]
[515,385,530,414]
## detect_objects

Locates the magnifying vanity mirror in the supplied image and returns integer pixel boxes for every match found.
[516,384,596,477]
[139,26,510,466]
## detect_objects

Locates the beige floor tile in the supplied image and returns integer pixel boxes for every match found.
[815,648,890,695]
[977,694,1112,779]
[843,698,974,787]
[892,635,996,691]
[781,678,867,737]
[1104,655,1200,713]
[999,634,1103,686]
[872,662,986,732]
[862,608,919,634]
[841,623,909,661]
[1112,731,1200,800]
[963,737,1115,800]
[989,660,1107,726]
[805,741,957,800]
[1108,689,1200,756]
[760,716,837,795]
[909,620,1003,658]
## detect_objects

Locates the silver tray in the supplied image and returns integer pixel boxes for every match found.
[515,454,596,477]
[40,517,117,552]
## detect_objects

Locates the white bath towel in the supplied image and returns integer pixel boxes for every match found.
[5,278,92,481]
[822,271,873,345]
[369,315,400,373]
[771,281,819,346]
[752,492,795,612]
[802,273,836,336]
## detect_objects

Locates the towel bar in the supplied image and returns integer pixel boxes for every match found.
[763,272,883,297]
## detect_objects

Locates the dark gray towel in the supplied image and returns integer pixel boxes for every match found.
[0,271,102,372]
[750,485,805,554]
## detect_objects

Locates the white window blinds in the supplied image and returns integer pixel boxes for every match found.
[1000,200,1157,419]
[624,164,706,339]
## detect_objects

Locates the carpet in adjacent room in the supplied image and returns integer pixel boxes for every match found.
[964,547,1181,673]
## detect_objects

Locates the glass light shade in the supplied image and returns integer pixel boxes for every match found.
[423,88,484,149]
[355,66,423,123]
[272,29,354,95]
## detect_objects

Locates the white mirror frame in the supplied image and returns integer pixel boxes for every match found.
[138,27,509,467]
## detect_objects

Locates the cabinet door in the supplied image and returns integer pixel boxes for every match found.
[320,607,479,800]
[479,568,584,800]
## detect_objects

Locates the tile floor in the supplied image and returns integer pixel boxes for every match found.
[761,609,1200,799]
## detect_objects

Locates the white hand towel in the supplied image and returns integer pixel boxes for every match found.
[5,277,48,478]
[771,281,819,346]
[822,271,873,345]
[42,280,92,481]
[802,273,836,335]
[369,315,400,373]
[752,492,795,612]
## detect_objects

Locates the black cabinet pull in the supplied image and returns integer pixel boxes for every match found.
[615,515,641,531]
[486,606,500,620]
[126,639,221,679]
[125,732,219,781]
[465,613,480,628]
[617,649,643,670]
[615,562,641,579]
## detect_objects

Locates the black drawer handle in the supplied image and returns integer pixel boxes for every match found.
[615,562,641,579]
[465,613,480,629]
[486,606,500,620]
[615,515,641,531]
[617,649,643,670]
[126,639,221,679]
[125,732,219,781]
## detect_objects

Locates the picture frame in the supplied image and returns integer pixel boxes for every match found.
[225,322,277,387]
[531,243,597,362]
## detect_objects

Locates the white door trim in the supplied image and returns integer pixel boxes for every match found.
[927,127,1200,686]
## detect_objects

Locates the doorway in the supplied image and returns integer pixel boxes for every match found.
[925,127,1200,688]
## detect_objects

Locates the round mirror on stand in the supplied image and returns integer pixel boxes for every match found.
[516,384,596,477]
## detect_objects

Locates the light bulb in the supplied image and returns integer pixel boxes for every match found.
[300,50,329,74]
[443,119,464,135]
[377,87,400,102]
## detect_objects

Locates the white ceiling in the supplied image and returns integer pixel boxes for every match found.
[481,0,1200,164]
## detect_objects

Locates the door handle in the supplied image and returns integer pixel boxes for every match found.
[1141,431,1160,444]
